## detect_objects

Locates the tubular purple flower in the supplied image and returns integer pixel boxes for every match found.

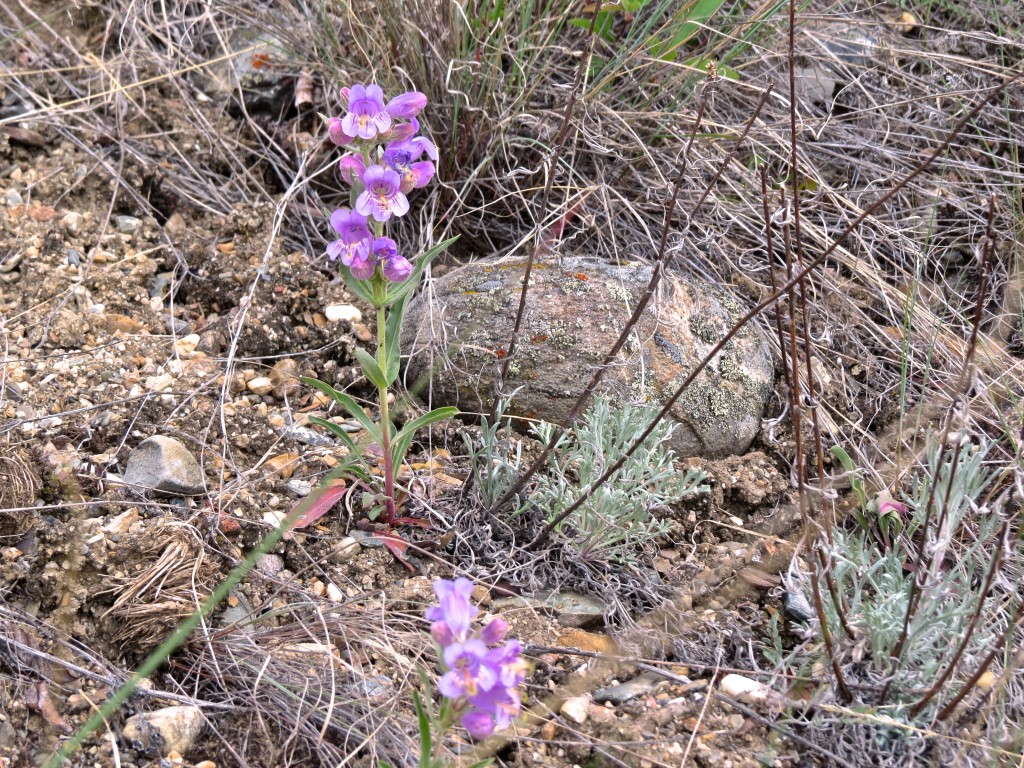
[338,154,366,184]
[348,251,377,280]
[355,165,410,222]
[427,578,478,641]
[326,208,372,267]
[439,639,496,699]
[383,253,412,282]
[465,685,521,736]
[388,120,418,142]
[327,116,354,146]
[386,91,427,119]
[479,618,508,646]
[341,83,391,141]
[461,709,496,740]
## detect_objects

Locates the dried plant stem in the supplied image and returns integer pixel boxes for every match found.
[526,77,1019,552]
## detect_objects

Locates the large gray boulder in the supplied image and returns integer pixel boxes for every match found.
[402,254,776,457]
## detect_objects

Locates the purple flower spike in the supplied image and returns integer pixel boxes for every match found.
[386,91,427,119]
[338,154,366,184]
[355,165,410,222]
[461,709,496,740]
[388,121,418,142]
[342,83,391,141]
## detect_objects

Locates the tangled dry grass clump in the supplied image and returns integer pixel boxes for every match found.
[2,0,1024,764]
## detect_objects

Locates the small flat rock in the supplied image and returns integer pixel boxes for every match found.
[286,478,311,497]
[114,215,142,234]
[332,536,360,560]
[537,590,607,628]
[324,303,362,323]
[593,671,668,705]
[121,705,203,757]
[560,696,590,724]
[719,674,779,705]
[403,254,774,457]
[122,436,205,496]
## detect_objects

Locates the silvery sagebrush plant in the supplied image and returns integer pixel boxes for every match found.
[790,438,1017,720]
[393,577,526,768]
[530,396,707,564]
[296,83,459,567]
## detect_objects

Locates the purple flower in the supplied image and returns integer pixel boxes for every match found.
[386,91,427,119]
[327,116,355,146]
[464,685,522,738]
[325,208,372,267]
[383,140,436,193]
[439,639,496,699]
[426,577,477,641]
[388,120,418,142]
[372,237,413,282]
[479,618,508,645]
[355,165,410,222]
[349,251,377,280]
[341,84,391,141]
[487,640,527,689]
[338,154,366,184]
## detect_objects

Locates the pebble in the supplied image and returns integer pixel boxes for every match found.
[324,304,362,323]
[270,358,301,399]
[326,582,344,603]
[286,478,312,497]
[61,211,84,236]
[719,674,778,705]
[113,215,142,234]
[121,436,205,496]
[286,425,334,447]
[332,536,360,560]
[560,696,590,724]
[256,554,285,577]
[173,334,201,356]
[537,590,607,628]
[246,376,274,396]
[5,189,23,207]
[593,671,668,705]
[120,705,204,757]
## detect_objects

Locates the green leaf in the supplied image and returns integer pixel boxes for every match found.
[355,347,389,391]
[301,377,382,442]
[391,407,459,469]
[383,296,406,385]
[384,236,459,307]
[412,691,432,768]
[569,12,617,42]
[648,0,727,61]
[306,415,366,466]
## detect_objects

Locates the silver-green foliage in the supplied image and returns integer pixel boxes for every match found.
[808,438,1014,718]
[462,398,528,515]
[530,397,707,565]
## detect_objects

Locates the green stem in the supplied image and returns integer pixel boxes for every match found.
[377,301,397,524]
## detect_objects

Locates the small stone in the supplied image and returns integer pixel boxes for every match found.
[587,703,617,725]
[286,425,335,447]
[556,630,617,655]
[256,554,285,577]
[113,215,142,234]
[270,358,301,399]
[164,212,187,236]
[264,453,299,479]
[560,696,589,724]
[594,671,668,705]
[5,189,23,208]
[174,334,201,356]
[471,584,492,608]
[61,211,84,236]
[247,376,274,396]
[122,436,205,496]
[106,313,146,334]
[326,582,344,602]
[538,590,607,628]
[286,478,311,497]
[720,674,778,705]
[193,762,217,768]
[121,705,203,757]
[324,304,362,323]
[332,536,360,560]
[352,323,373,343]
[311,580,326,596]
